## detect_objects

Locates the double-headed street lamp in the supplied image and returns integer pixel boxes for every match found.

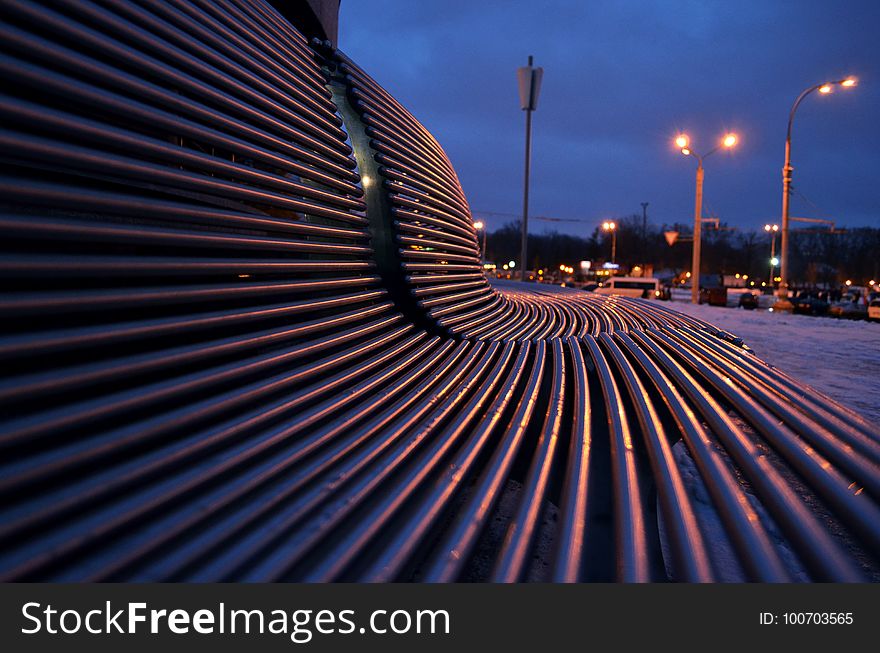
[602,220,617,264]
[777,76,857,305]
[675,132,739,303]
[764,223,779,285]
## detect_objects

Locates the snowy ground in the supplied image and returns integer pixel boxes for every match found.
[668,299,880,424]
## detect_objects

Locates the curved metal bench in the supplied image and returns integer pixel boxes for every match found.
[0,0,877,582]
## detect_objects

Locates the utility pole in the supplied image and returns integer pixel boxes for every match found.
[641,202,649,266]
[517,55,543,281]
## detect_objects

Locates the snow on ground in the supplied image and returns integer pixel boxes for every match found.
[667,299,880,424]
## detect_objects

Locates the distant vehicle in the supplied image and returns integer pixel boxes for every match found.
[738,291,759,310]
[792,291,829,316]
[829,295,867,320]
[593,277,661,298]
[698,286,727,306]
[869,298,880,322]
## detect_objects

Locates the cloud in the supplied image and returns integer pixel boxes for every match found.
[339,0,880,232]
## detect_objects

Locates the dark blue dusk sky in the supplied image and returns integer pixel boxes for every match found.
[338,1,880,236]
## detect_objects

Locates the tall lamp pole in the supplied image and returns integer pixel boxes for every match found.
[517,55,543,281]
[777,76,857,305]
[640,202,649,267]
[764,223,779,286]
[602,221,617,264]
[675,132,739,304]
[474,221,486,260]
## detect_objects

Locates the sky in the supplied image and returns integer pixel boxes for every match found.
[337,0,880,236]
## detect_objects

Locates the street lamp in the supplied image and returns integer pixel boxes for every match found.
[473,220,486,260]
[517,55,544,282]
[764,223,779,285]
[602,220,617,264]
[675,132,739,303]
[777,76,857,307]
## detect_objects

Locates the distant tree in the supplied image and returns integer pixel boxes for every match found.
[482,218,878,287]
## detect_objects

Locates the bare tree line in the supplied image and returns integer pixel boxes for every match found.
[484,215,880,286]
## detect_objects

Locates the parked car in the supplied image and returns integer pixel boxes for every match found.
[791,292,829,316]
[698,286,727,306]
[738,291,759,310]
[868,298,880,322]
[828,296,867,320]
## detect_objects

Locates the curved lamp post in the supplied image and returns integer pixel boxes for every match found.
[777,77,857,304]
[675,132,738,304]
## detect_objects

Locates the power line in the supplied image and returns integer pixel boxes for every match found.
[473,209,598,224]
[791,185,833,220]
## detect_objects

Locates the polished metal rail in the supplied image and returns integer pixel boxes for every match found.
[0,0,877,582]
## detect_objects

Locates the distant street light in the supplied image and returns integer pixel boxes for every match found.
[676,132,739,303]
[764,223,779,285]
[517,55,543,282]
[777,76,857,306]
[473,220,486,260]
[602,220,617,264]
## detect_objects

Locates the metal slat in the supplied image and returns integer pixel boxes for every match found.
[605,332,713,582]
[647,328,880,559]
